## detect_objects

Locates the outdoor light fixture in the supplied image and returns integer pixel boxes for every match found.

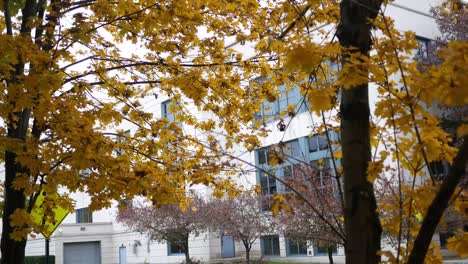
[277,120,286,132]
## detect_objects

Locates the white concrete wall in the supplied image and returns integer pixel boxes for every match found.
[53,223,114,264]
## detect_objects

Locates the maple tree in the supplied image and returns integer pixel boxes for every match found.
[117,195,208,264]
[0,0,467,263]
[206,192,276,264]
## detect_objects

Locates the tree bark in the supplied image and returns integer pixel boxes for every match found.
[328,246,334,264]
[183,236,191,264]
[1,111,31,264]
[1,0,37,261]
[242,239,251,264]
[1,152,27,264]
[336,1,384,263]
[407,136,468,264]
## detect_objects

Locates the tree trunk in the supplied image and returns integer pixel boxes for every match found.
[336,1,384,263]
[1,0,39,261]
[183,236,191,264]
[1,154,27,264]
[246,248,250,264]
[242,240,251,264]
[327,246,334,264]
[407,136,468,263]
[1,110,31,264]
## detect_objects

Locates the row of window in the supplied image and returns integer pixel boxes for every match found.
[256,132,340,209]
[256,84,308,122]
[263,235,337,256]
[167,235,337,257]
[257,133,331,166]
[161,36,430,125]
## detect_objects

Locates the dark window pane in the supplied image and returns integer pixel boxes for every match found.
[318,134,328,150]
[416,37,430,59]
[268,172,277,195]
[168,240,185,254]
[272,237,280,255]
[76,208,92,224]
[298,241,308,254]
[260,171,276,195]
[258,149,267,164]
[262,236,280,256]
[288,240,308,255]
[309,136,318,152]
[285,140,301,158]
[260,172,269,194]
[439,232,453,249]
[314,245,337,256]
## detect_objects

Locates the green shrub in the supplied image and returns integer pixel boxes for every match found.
[24,255,55,264]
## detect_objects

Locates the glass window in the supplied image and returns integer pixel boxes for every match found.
[317,134,328,151]
[262,100,277,118]
[429,161,449,180]
[309,136,318,152]
[257,86,307,123]
[314,245,337,256]
[287,239,308,255]
[161,100,175,122]
[257,148,268,165]
[261,235,280,256]
[416,36,431,59]
[260,170,277,196]
[76,207,93,223]
[284,140,301,158]
[439,231,456,249]
[309,133,329,152]
[167,239,185,255]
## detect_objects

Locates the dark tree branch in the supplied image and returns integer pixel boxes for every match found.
[407,136,468,264]
[3,0,13,35]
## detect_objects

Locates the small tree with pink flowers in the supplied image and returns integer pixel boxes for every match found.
[207,192,276,264]
[117,196,208,264]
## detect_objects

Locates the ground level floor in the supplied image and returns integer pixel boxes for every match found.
[22,222,347,264]
[15,222,468,264]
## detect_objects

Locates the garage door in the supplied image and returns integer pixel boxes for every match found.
[64,241,101,264]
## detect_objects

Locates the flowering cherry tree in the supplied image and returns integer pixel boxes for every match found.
[207,192,276,264]
[117,196,208,264]
[277,163,344,264]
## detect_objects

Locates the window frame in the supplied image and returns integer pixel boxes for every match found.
[261,235,281,256]
[286,238,308,256]
[309,133,329,153]
[76,207,93,224]
[167,239,186,256]
[313,244,338,256]
[161,99,176,122]
[415,36,431,59]
[256,85,307,123]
